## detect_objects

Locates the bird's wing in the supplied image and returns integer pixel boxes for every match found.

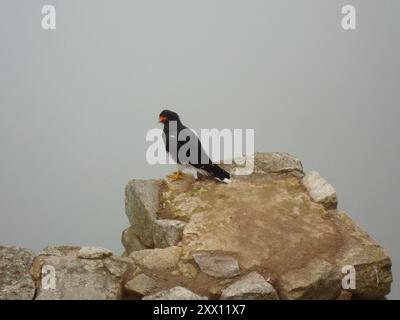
[163,123,213,166]
[182,131,230,180]
[176,127,212,165]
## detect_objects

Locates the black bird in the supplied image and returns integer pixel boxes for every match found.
[159,110,231,183]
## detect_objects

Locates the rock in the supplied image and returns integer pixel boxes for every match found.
[143,286,207,300]
[254,152,304,176]
[37,245,71,257]
[0,246,36,300]
[122,226,148,255]
[302,171,337,209]
[104,256,132,278]
[177,261,198,279]
[220,272,278,300]
[336,290,353,300]
[125,273,159,297]
[31,246,130,300]
[221,152,304,177]
[129,246,181,271]
[192,252,240,278]
[125,179,161,247]
[153,219,186,248]
[77,246,112,259]
[124,152,392,299]
[280,259,342,300]
[333,211,392,299]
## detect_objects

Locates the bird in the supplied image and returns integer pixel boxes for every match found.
[159,109,231,183]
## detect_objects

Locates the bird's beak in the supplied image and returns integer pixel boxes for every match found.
[159,115,167,123]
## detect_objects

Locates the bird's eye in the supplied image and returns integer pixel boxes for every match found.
[159,115,168,122]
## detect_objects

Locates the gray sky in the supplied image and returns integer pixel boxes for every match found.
[0,1,399,299]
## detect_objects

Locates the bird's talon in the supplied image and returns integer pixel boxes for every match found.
[167,171,183,180]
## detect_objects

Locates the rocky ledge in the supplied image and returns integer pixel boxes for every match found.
[0,153,392,300]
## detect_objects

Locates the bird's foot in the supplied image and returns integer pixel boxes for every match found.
[167,171,183,180]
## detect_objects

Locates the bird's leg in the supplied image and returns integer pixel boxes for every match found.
[167,170,183,180]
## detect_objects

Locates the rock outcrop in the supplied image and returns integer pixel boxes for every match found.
[0,246,36,300]
[0,152,393,300]
[122,152,392,300]
[30,246,131,300]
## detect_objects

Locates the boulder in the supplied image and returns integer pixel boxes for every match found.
[31,246,130,300]
[220,272,278,300]
[125,179,161,247]
[143,286,207,300]
[302,171,337,209]
[0,246,36,300]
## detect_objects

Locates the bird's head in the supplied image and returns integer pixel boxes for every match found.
[159,110,180,124]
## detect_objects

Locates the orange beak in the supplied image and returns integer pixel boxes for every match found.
[159,115,167,123]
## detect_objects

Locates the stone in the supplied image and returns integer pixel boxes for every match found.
[125,179,161,247]
[31,246,130,300]
[279,259,342,300]
[192,252,240,278]
[104,256,133,278]
[302,171,337,209]
[129,246,181,271]
[221,152,304,177]
[77,246,112,259]
[253,152,304,176]
[153,219,186,248]
[125,273,158,297]
[333,211,392,299]
[121,226,148,255]
[0,246,36,300]
[142,286,207,300]
[37,245,72,257]
[336,290,353,300]
[220,272,278,300]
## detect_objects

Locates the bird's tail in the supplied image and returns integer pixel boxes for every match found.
[205,164,231,184]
